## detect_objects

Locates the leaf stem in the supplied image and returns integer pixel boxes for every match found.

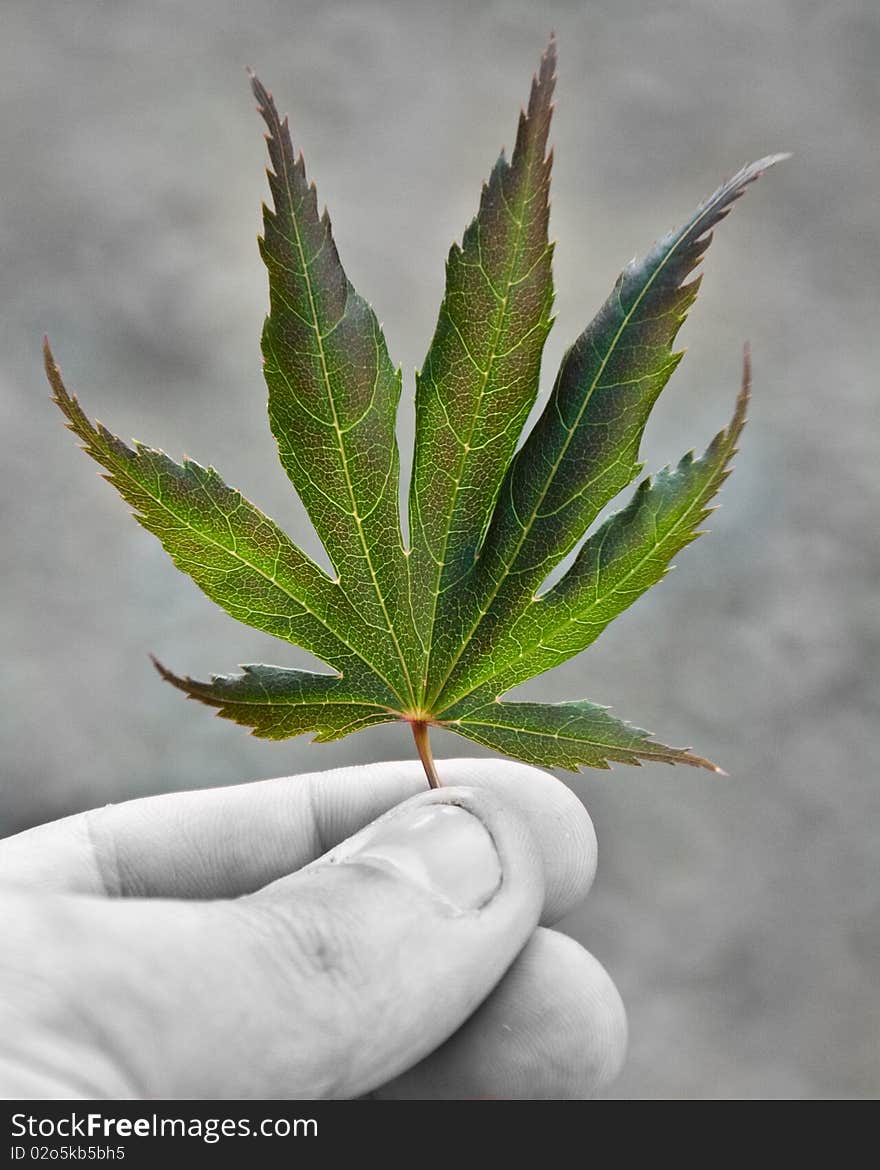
[411,720,440,789]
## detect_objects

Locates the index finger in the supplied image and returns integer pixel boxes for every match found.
[0,758,596,925]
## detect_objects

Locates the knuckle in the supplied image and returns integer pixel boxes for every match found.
[240,885,379,1096]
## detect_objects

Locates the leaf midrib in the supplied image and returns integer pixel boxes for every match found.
[196,693,398,711]
[457,711,653,748]
[418,145,546,704]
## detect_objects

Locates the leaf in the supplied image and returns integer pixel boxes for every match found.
[409,38,556,694]
[50,41,782,785]
[446,700,721,773]
[152,660,396,742]
[439,349,751,712]
[46,343,378,691]
[252,74,417,704]
[426,155,785,708]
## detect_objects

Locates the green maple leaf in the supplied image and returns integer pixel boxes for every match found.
[46,38,784,787]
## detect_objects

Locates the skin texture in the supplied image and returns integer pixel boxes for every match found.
[0,758,626,1100]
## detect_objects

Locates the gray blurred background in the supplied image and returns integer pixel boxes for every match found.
[1,0,877,1098]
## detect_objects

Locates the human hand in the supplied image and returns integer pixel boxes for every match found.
[0,759,626,1099]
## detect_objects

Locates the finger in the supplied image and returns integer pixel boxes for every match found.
[1,787,545,1099]
[0,758,595,925]
[376,927,627,1099]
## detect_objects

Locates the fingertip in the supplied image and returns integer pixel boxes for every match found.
[515,929,628,1098]
[431,759,598,924]
[378,927,627,1100]
[554,932,628,1095]
[305,782,546,929]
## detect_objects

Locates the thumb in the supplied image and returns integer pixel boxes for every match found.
[249,786,546,1097]
[1,787,544,1099]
